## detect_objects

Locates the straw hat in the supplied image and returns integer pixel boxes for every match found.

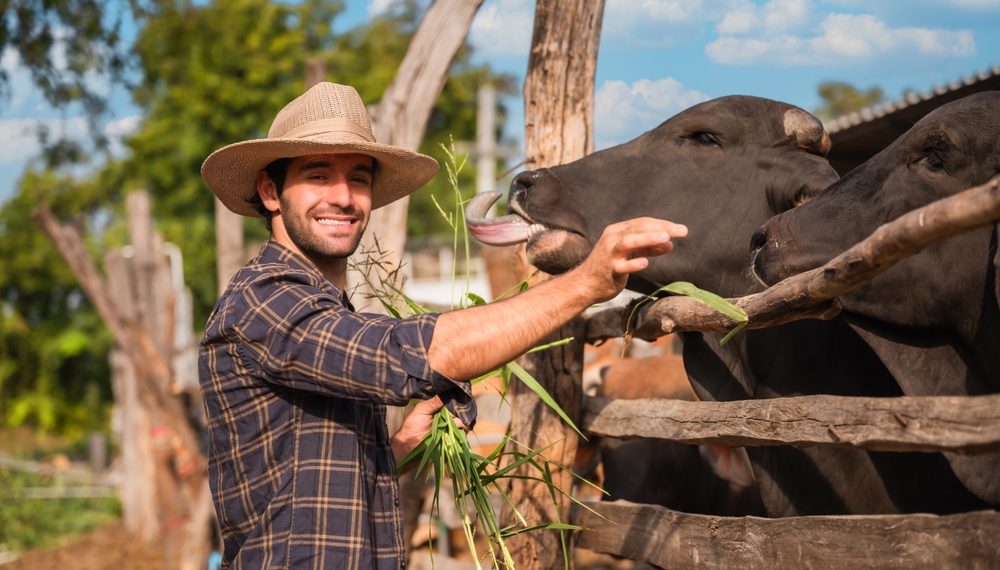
[201,82,439,217]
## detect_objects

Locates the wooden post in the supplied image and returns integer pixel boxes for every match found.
[500,1,605,568]
[35,195,211,567]
[215,199,244,296]
[476,82,497,195]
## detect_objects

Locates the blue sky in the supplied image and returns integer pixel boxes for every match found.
[1,0,998,201]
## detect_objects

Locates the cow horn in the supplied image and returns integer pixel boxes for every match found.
[783,108,832,156]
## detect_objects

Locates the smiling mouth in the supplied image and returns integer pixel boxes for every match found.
[465,192,552,246]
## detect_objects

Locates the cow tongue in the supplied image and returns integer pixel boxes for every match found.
[465,191,532,246]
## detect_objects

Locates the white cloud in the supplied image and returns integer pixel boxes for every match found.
[367,0,397,18]
[603,0,721,46]
[595,77,709,148]
[0,117,88,165]
[103,114,141,158]
[707,12,975,65]
[103,115,141,139]
[470,0,535,57]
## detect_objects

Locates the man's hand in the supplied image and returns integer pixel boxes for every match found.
[429,216,686,381]
[569,217,688,303]
[391,396,463,465]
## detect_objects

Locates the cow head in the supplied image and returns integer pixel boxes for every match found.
[467,96,839,297]
[753,91,1000,333]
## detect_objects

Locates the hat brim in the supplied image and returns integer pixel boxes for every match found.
[201,137,439,217]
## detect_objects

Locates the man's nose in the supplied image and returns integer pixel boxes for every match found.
[323,177,353,207]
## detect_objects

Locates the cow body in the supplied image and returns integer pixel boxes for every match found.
[753,91,1000,506]
[469,95,988,515]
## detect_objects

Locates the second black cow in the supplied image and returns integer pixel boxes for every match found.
[753,91,1000,506]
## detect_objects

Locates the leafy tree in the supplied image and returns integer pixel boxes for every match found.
[813,81,884,121]
[0,0,138,162]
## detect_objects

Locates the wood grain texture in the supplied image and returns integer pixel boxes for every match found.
[573,500,1000,569]
[582,394,1000,453]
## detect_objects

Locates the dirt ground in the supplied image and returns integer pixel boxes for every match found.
[1,521,646,570]
[0,522,170,570]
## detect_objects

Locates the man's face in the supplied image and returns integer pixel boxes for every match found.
[263,153,374,261]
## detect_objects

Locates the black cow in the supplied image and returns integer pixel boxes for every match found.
[753,91,1000,506]
[468,95,989,515]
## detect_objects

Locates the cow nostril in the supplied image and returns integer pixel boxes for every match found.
[511,170,538,191]
[510,170,542,204]
[750,228,768,252]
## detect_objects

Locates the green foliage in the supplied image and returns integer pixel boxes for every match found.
[814,81,884,121]
[0,468,120,554]
[0,171,113,437]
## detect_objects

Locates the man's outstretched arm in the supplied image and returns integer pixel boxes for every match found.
[427,217,687,381]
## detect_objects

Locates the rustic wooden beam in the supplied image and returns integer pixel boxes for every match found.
[582,394,1000,453]
[33,206,202,460]
[572,500,1000,569]
[587,175,1000,342]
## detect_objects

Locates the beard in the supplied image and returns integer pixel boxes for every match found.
[280,201,368,261]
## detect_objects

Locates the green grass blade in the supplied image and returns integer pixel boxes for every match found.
[507,361,584,438]
[658,281,747,322]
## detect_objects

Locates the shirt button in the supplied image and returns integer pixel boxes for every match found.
[394,497,400,507]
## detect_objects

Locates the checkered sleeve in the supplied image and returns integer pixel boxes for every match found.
[232,268,476,425]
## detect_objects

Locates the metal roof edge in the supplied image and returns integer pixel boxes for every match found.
[823,64,1000,134]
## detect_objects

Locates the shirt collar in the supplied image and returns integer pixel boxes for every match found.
[256,240,354,308]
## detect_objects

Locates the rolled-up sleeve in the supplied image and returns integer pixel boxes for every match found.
[231,268,476,426]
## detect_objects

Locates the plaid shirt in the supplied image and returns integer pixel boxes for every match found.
[199,240,476,569]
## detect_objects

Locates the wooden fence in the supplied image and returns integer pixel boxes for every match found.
[566,177,1000,568]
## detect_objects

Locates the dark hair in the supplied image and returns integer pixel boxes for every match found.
[248,157,293,232]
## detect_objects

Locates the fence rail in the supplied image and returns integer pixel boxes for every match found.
[582,394,1000,454]
[572,500,1000,569]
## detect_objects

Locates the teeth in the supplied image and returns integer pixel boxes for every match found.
[528,223,546,237]
[317,219,351,226]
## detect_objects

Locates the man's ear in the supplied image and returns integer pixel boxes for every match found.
[256,171,280,214]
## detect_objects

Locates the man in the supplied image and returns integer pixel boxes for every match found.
[199,82,687,569]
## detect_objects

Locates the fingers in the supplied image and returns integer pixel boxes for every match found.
[607,217,688,240]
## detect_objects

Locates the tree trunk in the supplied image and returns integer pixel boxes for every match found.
[500,1,604,568]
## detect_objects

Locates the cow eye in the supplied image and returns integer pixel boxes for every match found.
[686,132,721,147]
[922,149,945,172]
